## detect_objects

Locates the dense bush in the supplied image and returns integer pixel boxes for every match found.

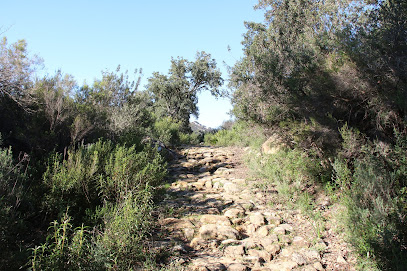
[31,186,155,270]
[43,140,166,221]
[333,127,407,269]
[30,139,167,270]
[204,121,265,148]
[152,117,182,146]
[0,141,32,269]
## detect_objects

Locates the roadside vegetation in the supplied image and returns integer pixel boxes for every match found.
[206,0,407,269]
[0,35,222,269]
[1,0,406,270]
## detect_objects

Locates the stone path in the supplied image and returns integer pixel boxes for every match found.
[154,146,356,271]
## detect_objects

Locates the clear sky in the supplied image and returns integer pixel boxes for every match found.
[2,1,264,128]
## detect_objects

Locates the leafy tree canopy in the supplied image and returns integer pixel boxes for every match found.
[147,51,223,131]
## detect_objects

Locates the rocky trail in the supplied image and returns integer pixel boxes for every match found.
[153,146,357,271]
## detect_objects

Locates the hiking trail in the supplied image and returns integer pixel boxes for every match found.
[153,146,356,271]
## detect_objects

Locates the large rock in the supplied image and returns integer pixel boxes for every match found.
[248,249,273,262]
[261,134,288,155]
[217,225,240,240]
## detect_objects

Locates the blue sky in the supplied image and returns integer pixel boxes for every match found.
[2,1,263,128]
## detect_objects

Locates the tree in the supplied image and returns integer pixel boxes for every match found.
[231,0,406,140]
[72,66,144,143]
[147,51,223,132]
[0,37,42,108]
[34,71,76,132]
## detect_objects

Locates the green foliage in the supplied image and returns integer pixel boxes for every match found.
[31,187,156,270]
[179,132,202,145]
[43,140,166,220]
[0,145,31,269]
[32,142,165,270]
[250,149,325,195]
[152,117,182,146]
[93,187,154,269]
[231,0,407,144]
[30,211,95,271]
[333,127,407,269]
[204,121,265,149]
[148,51,223,132]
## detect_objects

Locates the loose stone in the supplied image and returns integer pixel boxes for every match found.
[227,263,248,271]
[292,252,307,266]
[273,226,286,235]
[250,212,266,226]
[201,215,231,226]
[224,244,245,259]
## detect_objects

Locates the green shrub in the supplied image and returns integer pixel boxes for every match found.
[43,140,166,221]
[30,211,97,271]
[204,121,265,148]
[152,117,182,146]
[179,132,202,145]
[248,148,326,202]
[31,178,159,270]
[333,127,407,269]
[93,187,155,269]
[0,145,30,269]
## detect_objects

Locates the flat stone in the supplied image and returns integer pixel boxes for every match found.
[221,239,241,246]
[302,265,317,271]
[205,180,213,188]
[292,236,309,247]
[337,255,347,264]
[198,262,227,271]
[193,182,205,190]
[279,235,292,244]
[190,237,206,249]
[279,224,293,232]
[242,255,262,265]
[192,266,209,271]
[260,234,278,247]
[303,249,321,261]
[201,215,231,226]
[257,225,274,237]
[161,218,194,229]
[217,226,240,240]
[214,167,233,175]
[313,262,324,271]
[184,228,195,240]
[245,224,259,236]
[263,244,280,256]
[242,238,260,250]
